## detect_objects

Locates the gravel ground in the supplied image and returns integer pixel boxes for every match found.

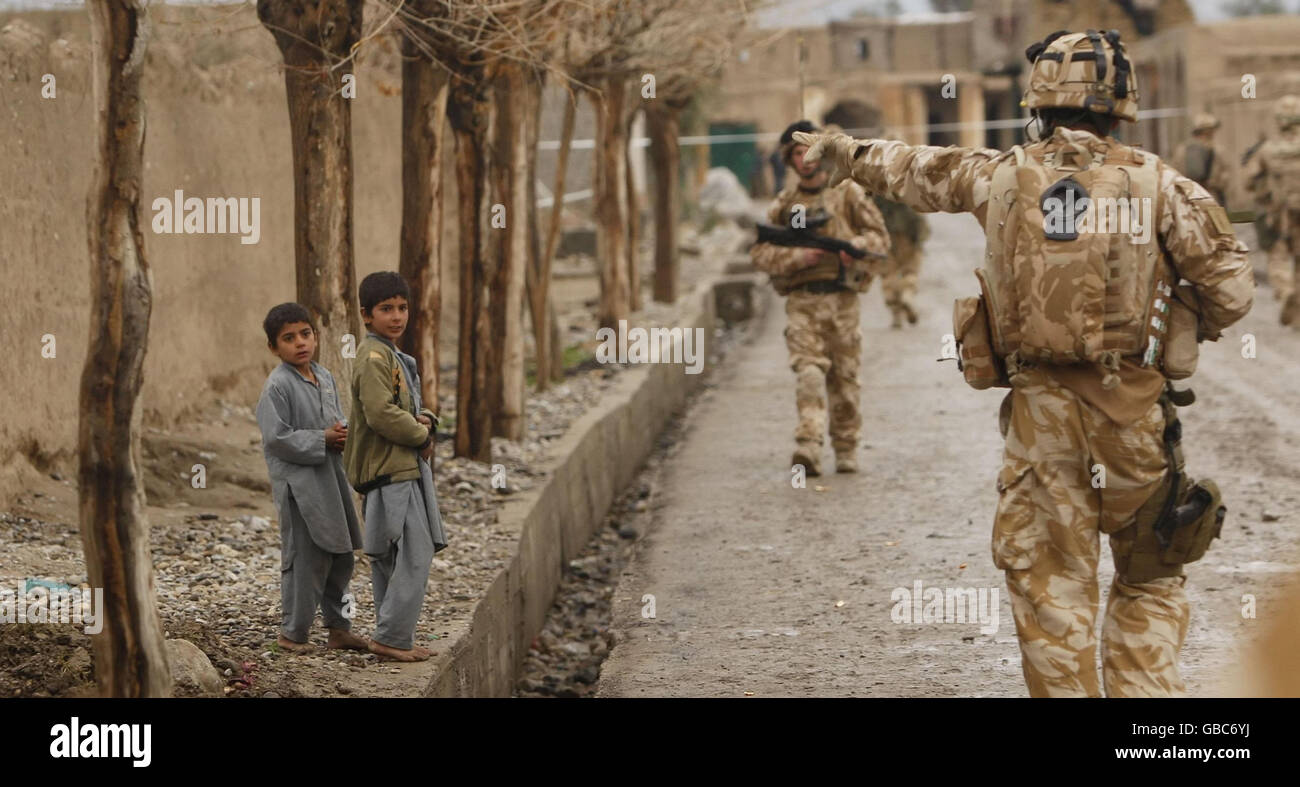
[0,369,620,698]
[0,223,741,697]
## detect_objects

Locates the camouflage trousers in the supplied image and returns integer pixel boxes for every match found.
[1266,238,1296,303]
[784,289,861,454]
[1266,212,1300,323]
[881,235,921,322]
[994,370,1189,697]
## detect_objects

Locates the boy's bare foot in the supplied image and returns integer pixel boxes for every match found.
[326,628,370,651]
[367,639,432,662]
[277,634,313,653]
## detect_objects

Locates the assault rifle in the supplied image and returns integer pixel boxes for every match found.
[754,211,886,293]
[754,212,879,260]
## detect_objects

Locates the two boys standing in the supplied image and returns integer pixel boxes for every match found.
[254,272,446,663]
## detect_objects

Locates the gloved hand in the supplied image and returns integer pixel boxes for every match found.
[793,130,857,187]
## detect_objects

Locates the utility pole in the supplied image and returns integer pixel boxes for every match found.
[797,34,807,119]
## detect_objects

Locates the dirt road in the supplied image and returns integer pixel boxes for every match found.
[597,213,1299,698]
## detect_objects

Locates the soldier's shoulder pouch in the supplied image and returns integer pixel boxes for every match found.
[953,294,1009,390]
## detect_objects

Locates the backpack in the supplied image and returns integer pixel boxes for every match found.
[979,141,1173,384]
[1265,137,1300,213]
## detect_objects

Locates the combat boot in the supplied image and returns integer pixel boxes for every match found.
[1283,292,1300,327]
[792,443,822,477]
[835,453,858,473]
[902,298,919,325]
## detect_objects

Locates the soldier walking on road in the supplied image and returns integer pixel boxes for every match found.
[751,120,891,476]
[797,29,1253,696]
[874,195,929,329]
[1244,95,1300,325]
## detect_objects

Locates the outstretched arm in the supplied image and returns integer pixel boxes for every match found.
[794,131,1003,220]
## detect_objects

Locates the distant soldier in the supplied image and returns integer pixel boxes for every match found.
[1244,95,1300,324]
[1171,112,1229,205]
[769,146,787,194]
[1241,136,1278,265]
[874,195,929,328]
[750,120,891,476]
[798,29,1253,697]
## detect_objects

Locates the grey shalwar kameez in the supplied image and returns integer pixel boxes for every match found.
[361,334,446,650]
[256,361,363,643]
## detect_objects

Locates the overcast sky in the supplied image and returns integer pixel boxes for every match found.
[0,0,1269,24]
[759,0,1245,25]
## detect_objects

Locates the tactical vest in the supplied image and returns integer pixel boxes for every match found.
[769,256,849,295]
[979,142,1174,385]
[767,182,873,295]
[1264,135,1300,212]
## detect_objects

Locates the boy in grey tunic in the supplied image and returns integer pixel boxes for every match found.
[256,303,368,653]
[344,272,446,662]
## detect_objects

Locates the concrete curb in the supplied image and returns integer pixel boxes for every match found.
[424,273,764,697]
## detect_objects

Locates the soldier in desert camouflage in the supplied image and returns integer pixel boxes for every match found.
[750,120,891,476]
[798,30,1253,697]
[874,195,929,329]
[1244,95,1300,325]
[1171,112,1230,206]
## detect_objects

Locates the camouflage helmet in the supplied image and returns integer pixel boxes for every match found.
[1275,95,1300,130]
[779,119,820,164]
[1022,30,1139,122]
[1191,112,1220,133]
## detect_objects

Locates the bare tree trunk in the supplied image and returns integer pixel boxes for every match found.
[593,76,630,330]
[398,37,449,414]
[257,0,363,412]
[548,298,565,382]
[82,0,171,698]
[523,75,548,388]
[448,79,494,461]
[625,114,641,313]
[523,75,541,401]
[537,89,577,387]
[646,102,681,303]
[489,65,527,441]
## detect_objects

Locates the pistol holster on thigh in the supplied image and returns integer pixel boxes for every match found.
[1112,388,1227,583]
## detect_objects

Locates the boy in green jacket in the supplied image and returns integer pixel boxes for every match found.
[344,272,447,662]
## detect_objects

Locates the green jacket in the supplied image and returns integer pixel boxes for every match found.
[343,334,435,494]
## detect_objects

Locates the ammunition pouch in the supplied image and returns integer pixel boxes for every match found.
[772,255,870,295]
[840,257,874,292]
[1112,389,1227,583]
[953,294,1010,390]
[771,255,841,295]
